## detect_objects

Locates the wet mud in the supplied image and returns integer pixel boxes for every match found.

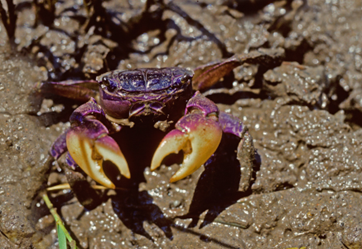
[1,0,362,248]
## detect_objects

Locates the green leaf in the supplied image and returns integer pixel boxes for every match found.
[57,224,67,249]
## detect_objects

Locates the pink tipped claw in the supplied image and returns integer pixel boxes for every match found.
[66,125,130,189]
[150,112,222,182]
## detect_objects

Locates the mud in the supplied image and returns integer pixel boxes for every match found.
[1,0,362,248]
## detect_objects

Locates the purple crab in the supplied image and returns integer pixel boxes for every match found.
[36,58,255,191]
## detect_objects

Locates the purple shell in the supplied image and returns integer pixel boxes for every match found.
[96,67,193,93]
[96,67,194,119]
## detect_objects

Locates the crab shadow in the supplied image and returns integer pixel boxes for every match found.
[107,127,259,239]
[50,122,259,241]
[111,190,173,241]
[109,125,175,240]
[178,133,259,228]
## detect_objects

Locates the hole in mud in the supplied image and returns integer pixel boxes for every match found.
[205,91,260,105]
[344,110,362,129]
[284,228,293,236]
[273,182,294,191]
[223,0,275,15]
[327,82,349,114]
[199,234,211,242]
[284,39,313,64]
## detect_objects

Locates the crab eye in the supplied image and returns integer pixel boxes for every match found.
[102,77,117,92]
[181,74,192,84]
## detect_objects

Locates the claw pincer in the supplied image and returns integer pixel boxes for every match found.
[65,98,130,189]
[151,92,223,182]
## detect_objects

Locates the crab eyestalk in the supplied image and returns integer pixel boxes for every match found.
[66,121,130,189]
[150,112,222,182]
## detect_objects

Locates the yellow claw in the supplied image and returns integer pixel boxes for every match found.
[151,113,222,182]
[66,128,130,189]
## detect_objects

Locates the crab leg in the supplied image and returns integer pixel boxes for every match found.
[34,79,99,101]
[65,98,130,188]
[192,57,241,91]
[218,111,255,192]
[151,92,223,182]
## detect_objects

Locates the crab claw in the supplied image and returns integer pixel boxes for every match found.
[66,121,130,189]
[151,112,222,182]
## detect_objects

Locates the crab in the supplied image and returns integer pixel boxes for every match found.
[36,57,255,195]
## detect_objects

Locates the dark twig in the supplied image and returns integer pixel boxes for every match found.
[166,1,233,58]
[0,0,17,41]
[33,0,56,27]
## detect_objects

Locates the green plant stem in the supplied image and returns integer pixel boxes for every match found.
[42,193,77,249]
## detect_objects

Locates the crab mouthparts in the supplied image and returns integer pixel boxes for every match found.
[129,102,165,117]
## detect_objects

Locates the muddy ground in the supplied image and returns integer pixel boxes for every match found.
[1,0,362,248]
